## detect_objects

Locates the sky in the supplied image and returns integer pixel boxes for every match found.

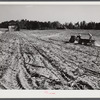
[0,5,100,24]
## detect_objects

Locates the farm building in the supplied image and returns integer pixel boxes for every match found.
[8,21,20,32]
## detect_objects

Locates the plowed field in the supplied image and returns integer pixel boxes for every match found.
[0,29,100,90]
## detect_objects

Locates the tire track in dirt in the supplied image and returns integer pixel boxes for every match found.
[17,34,92,89]
[18,31,100,89]
[18,37,67,89]
[0,31,100,89]
[34,37,100,78]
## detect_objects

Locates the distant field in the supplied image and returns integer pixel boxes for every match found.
[1,28,100,44]
[0,28,7,32]
[20,29,100,42]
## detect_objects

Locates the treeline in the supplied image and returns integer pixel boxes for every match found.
[0,19,65,30]
[65,21,100,30]
[0,19,100,30]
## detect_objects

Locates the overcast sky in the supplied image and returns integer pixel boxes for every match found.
[0,5,100,23]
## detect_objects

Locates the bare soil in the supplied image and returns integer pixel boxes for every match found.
[0,29,100,90]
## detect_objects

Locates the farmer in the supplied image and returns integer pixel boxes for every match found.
[76,33,81,42]
[78,33,81,38]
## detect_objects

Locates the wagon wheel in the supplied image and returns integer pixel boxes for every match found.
[90,40,95,46]
[78,40,82,44]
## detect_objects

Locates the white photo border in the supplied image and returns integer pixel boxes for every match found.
[0,1,100,98]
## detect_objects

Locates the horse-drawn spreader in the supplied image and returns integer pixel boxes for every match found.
[69,33,95,46]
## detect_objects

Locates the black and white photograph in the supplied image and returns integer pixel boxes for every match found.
[0,2,100,90]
